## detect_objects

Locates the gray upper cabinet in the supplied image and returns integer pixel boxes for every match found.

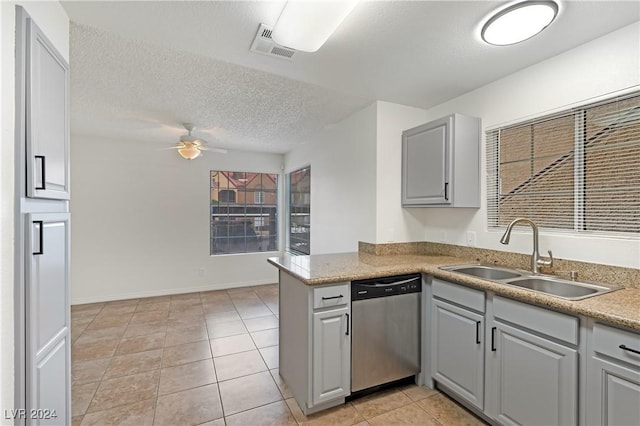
[25,15,70,200]
[402,114,480,207]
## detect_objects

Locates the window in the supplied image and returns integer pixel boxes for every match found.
[219,189,236,203]
[254,187,265,204]
[288,166,310,254]
[487,93,640,234]
[210,171,278,255]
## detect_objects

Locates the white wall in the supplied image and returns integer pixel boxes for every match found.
[285,103,378,254]
[375,101,428,243]
[378,22,640,268]
[70,135,283,303]
[1,0,69,419]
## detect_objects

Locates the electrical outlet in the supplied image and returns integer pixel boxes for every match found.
[198,268,205,278]
[466,231,476,247]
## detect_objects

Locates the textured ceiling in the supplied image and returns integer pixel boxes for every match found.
[70,23,370,153]
[64,1,640,153]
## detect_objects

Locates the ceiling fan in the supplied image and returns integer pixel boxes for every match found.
[171,123,228,160]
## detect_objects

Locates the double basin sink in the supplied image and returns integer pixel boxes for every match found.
[440,264,620,300]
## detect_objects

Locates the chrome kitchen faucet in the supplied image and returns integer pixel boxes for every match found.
[500,218,553,275]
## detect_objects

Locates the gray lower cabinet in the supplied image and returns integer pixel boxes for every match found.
[586,323,640,426]
[488,296,579,426]
[312,307,350,405]
[279,272,350,415]
[488,321,578,426]
[431,280,485,410]
[25,213,71,426]
[430,280,579,425]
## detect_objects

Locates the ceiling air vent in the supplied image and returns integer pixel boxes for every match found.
[250,23,296,60]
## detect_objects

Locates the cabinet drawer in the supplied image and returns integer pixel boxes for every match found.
[593,323,640,367]
[493,296,578,345]
[313,283,349,309]
[433,279,485,313]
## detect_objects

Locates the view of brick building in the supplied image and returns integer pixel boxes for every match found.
[495,95,639,233]
[210,171,278,254]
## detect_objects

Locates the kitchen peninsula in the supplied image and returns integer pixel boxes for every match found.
[269,246,640,424]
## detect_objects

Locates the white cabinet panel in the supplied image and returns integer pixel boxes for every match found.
[25,16,70,200]
[25,213,70,425]
[29,220,67,350]
[33,338,69,426]
[312,307,350,405]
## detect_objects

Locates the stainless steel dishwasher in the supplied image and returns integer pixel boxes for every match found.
[350,273,422,392]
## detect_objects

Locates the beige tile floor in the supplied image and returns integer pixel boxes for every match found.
[71,284,487,426]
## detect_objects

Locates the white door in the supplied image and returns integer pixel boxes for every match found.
[25,17,70,200]
[25,213,71,426]
[312,307,350,405]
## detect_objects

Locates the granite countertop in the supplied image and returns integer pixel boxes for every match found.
[268,252,640,331]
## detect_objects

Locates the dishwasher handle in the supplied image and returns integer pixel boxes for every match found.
[356,277,418,288]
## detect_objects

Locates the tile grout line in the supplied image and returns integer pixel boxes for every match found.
[151,319,168,426]
[206,293,227,422]
[74,302,138,422]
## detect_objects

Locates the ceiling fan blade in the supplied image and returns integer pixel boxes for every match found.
[201,147,228,154]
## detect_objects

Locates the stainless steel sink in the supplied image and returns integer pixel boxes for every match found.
[442,265,523,280]
[504,276,603,299]
[440,264,620,300]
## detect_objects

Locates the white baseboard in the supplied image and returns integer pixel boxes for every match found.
[71,279,277,305]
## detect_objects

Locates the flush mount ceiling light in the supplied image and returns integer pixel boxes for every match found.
[481,1,559,46]
[271,0,360,52]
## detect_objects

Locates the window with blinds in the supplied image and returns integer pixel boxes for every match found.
[486,93,640,234]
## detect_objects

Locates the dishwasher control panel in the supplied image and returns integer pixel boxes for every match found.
[351,273,421,300]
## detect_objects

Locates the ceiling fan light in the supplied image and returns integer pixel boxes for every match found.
[481,1,558,46]
[178,142,202,160]
[272,0,360,52]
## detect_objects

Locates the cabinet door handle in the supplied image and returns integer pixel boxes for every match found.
[33,221,44,255]
[34,155,46,190]
[345,313,350,336]
[475,321,481,344]
[322,295,343,301]
[491,327,497,351]
[444,182,449,201]
[619,344,640,355]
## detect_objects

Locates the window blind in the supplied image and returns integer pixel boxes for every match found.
[486,92,640,234]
